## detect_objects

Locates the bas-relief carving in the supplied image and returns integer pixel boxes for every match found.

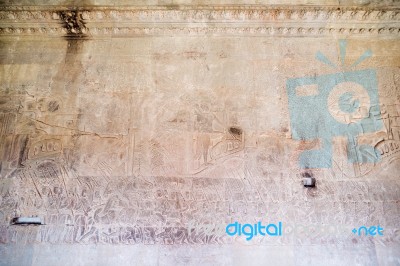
[0,56,399,248]
[0,5,399,266]
[0,171,399,245]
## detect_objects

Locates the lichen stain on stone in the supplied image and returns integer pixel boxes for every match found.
[57,10,89,39]
[229,126,242,136]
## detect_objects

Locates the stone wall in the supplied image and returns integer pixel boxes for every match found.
[0,1,399,265]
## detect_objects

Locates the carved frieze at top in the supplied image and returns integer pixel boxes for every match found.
[0,5,399,37]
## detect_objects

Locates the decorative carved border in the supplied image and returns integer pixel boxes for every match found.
[0,6,399,37]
